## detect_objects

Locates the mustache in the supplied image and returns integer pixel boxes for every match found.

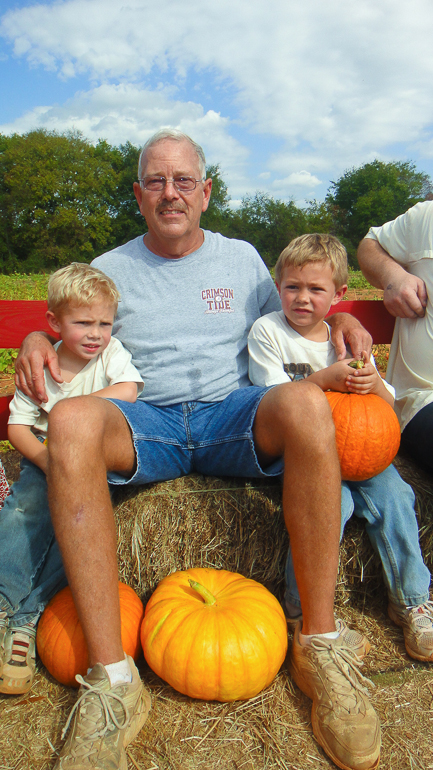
[157,203,187,213]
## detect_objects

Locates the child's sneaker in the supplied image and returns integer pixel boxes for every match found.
[0,622,36,694]
[388,600,433,662]
[285,613,371,660]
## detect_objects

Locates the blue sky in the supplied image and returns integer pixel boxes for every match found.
[2,0,433,208]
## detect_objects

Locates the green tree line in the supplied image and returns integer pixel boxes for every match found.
[0,129,431,274]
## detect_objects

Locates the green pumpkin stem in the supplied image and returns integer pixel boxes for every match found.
[188,578,217,605]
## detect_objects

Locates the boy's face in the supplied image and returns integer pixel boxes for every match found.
[46,301,115,362]
[276,262,347,334]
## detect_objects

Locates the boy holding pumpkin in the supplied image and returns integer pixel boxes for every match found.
[248,233,433,664]
[0,263,145,697]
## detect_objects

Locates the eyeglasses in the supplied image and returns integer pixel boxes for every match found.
[139,176,204,193]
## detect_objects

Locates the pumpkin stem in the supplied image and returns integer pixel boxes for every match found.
[188,578,217,605]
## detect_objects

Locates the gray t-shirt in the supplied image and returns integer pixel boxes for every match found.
[92,230,280,405]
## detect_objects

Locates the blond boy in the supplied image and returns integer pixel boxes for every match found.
[0,263,143,695]
[249,234,433,664]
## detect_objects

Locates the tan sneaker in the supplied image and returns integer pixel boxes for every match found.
[0,624,36,695]
[388,600,433,662]
[54,656,151,769]
[289,622,380,770]
[286,615,371,660]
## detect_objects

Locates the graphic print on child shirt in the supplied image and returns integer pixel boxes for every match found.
[283,362,314,381]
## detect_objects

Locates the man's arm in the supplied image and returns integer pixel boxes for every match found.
[15,332,62,404]
[327,312,372,361]
[357,237,427,318]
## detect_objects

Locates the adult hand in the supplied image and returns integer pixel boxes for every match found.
[328,313,372,361]
[383,271,427,318]
[15,332,62,403]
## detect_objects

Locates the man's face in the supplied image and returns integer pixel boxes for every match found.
[133,139,212,253]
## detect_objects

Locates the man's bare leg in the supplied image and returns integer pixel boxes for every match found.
[253,381,341,635]
[254,382,381,770]
[46,396,136,668]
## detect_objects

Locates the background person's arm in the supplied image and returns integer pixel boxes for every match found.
[357,237,427,318]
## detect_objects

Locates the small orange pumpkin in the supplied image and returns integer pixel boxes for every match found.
[36,582,144,687]
[141,567,288,702]
[325,391,400,481]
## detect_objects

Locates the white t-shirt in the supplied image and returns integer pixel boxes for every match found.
[366,201,433,429]
[248,310,394,396]
[8,337,144,438]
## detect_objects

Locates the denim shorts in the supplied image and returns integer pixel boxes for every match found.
[107,386,283,486]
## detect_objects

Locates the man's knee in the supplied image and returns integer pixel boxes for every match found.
[260,381,334,431]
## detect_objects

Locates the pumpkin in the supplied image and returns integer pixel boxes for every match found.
[325,391,401,481]
[36,582,144,687]
[141,567,288,702]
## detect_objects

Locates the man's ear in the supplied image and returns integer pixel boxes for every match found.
[201,178,212,213]
[330,284,348,305]
[46,311,61,334]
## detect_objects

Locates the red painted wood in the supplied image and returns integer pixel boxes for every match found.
[327,300,395,344]
[0,298,395,441]
[0,300,51,347]
[0,396,13,442]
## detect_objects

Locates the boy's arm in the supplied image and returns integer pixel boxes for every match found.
[91,381,138,402]
[8,424,48,474]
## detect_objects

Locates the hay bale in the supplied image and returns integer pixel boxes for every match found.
[112,451,433,611]
[113,475,288,603]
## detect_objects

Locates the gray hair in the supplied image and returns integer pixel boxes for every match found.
[137,129,206,180]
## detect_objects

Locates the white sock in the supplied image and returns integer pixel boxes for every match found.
[299,629,339,646]
[89,656,132,686]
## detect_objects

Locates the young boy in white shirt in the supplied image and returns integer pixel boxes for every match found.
[248,233,433,663]
[0,263,143,695]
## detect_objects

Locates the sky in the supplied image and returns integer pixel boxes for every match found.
[1,0,433,208]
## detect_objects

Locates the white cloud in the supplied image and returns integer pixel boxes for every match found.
[2,0,433,200]
[274,171,322,189]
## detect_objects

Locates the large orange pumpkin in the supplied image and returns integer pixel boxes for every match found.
[325,391,400,481]
[36,582,144,687]
[141,567,288,702]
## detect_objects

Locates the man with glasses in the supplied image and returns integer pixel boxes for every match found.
[14,129,378,770]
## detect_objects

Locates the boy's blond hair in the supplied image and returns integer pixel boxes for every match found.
[47,263,120,316]
[275,233,348,288]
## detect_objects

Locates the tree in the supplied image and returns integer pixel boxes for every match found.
[230,193,307,268]
[0,130,118,272]
[327,160,432,249]
[200,164,232,234]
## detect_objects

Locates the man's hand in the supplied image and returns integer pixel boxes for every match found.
[357,236,428,319]
[328,313,372,361]
[383,271,427,318]
[15,332,62,403]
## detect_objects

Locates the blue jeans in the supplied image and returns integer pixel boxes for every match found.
[0,456,67,628]
[284,463,431,611]
[107,388,283,485]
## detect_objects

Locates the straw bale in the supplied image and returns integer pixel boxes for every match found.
[112,475,288,603]
[1,448,433,770]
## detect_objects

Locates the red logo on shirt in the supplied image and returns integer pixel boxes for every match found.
[201,288,234,313]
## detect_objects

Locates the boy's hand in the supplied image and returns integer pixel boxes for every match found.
[345,354,381,395]
[312,360,357,393]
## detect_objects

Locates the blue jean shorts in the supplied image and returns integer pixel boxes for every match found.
[107,386,283,486]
